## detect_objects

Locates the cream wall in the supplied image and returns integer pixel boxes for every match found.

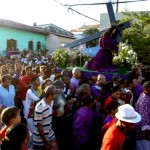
[46,34,75,53]
[100,13,125,31]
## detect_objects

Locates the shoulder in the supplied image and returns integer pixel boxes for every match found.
[70,76,75,82]
[76,107,87,116]
[20,75,27,80]
[104,124,124,140]
[9,84,15,89]
[137,93,150,106]
[92,84,101,90]
[35,101,43,112]
[26,89,32,94]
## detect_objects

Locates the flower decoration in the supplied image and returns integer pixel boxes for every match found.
[53,48,91,68]
[69,49,91,67]
[53,48,70,68]
[113,43,138,70]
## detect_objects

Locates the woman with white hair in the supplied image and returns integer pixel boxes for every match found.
[75,83,92,109]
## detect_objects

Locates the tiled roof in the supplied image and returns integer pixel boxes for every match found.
[79,24,100,29]
[0,18,49,35]
[70,24,100,32]
[37,24,75,39]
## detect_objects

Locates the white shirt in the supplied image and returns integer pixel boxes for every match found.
[24,89,39,119]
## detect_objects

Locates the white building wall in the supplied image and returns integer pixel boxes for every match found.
[46,34,75,53]
[100,13,125,31]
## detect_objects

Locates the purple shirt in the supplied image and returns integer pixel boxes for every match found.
[136,92,150,141]
[91,83,101,98]
[70,76,79,91]
[103,115,113,125]
[73,106,94,146]
[133,83,143,104]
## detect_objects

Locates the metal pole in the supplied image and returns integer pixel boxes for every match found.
[116,0,119,12]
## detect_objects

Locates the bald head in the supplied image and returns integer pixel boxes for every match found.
[97,74,106,86]
[72,67,81,78]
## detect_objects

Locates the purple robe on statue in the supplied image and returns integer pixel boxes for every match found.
[88,35,119,72]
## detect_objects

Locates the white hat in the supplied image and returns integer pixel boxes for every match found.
[115,104,141,123]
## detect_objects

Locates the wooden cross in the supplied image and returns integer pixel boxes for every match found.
[64,2,130,48]
[106,2,130,42]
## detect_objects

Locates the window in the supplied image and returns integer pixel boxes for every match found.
[7,39,17,50]
[37,42,41,50]
[28,41,33,51]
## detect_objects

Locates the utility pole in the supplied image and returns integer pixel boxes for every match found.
[116,0,119,12]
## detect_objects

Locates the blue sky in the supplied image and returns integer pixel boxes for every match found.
[0,0,149,30]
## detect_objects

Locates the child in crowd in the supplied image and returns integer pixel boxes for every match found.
[103,86,121,112]
[42,78,52,90]
[1,122,29,150]
[103,100,119,125]
[0,107,21,139]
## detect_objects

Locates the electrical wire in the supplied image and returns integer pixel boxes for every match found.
[52,0,150,23]
[53,0,100,22]
[64,0,150,7]
[68,7,100,22]
[52,0,64,6]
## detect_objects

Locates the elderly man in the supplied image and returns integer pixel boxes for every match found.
[91,74,106,112]
[91,74,106,100]
[70,67,81,94]
[101,104,141,150]
[135,81,150,150]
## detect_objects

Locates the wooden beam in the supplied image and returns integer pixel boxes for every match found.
[106,2,116,24]
[64,30,105,48]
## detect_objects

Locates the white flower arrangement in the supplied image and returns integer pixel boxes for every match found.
[53,48,91,68]
[113,43,138,70]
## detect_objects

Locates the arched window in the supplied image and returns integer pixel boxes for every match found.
[37,42,41,50]
[28,41,33,51]
[7,39,17,50]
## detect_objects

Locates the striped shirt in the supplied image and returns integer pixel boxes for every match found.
[33,98,55,146]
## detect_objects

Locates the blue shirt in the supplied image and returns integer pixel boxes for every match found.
[0,84,15,107]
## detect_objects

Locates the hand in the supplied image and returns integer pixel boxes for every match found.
[44,142,51,150]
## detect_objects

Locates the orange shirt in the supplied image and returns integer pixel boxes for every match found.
[101,124,126,150]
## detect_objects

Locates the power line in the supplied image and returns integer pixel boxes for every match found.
[52,0,64,6]
[52,0,100,22]
[68,7,100,22]
[64,0,149,7]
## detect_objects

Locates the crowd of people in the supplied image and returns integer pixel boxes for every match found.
[0,47,149,150]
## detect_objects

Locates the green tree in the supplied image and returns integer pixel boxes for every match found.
[120,12,150,64]
[83,28,99,48]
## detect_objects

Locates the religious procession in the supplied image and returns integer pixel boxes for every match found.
[0,1,150,150]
